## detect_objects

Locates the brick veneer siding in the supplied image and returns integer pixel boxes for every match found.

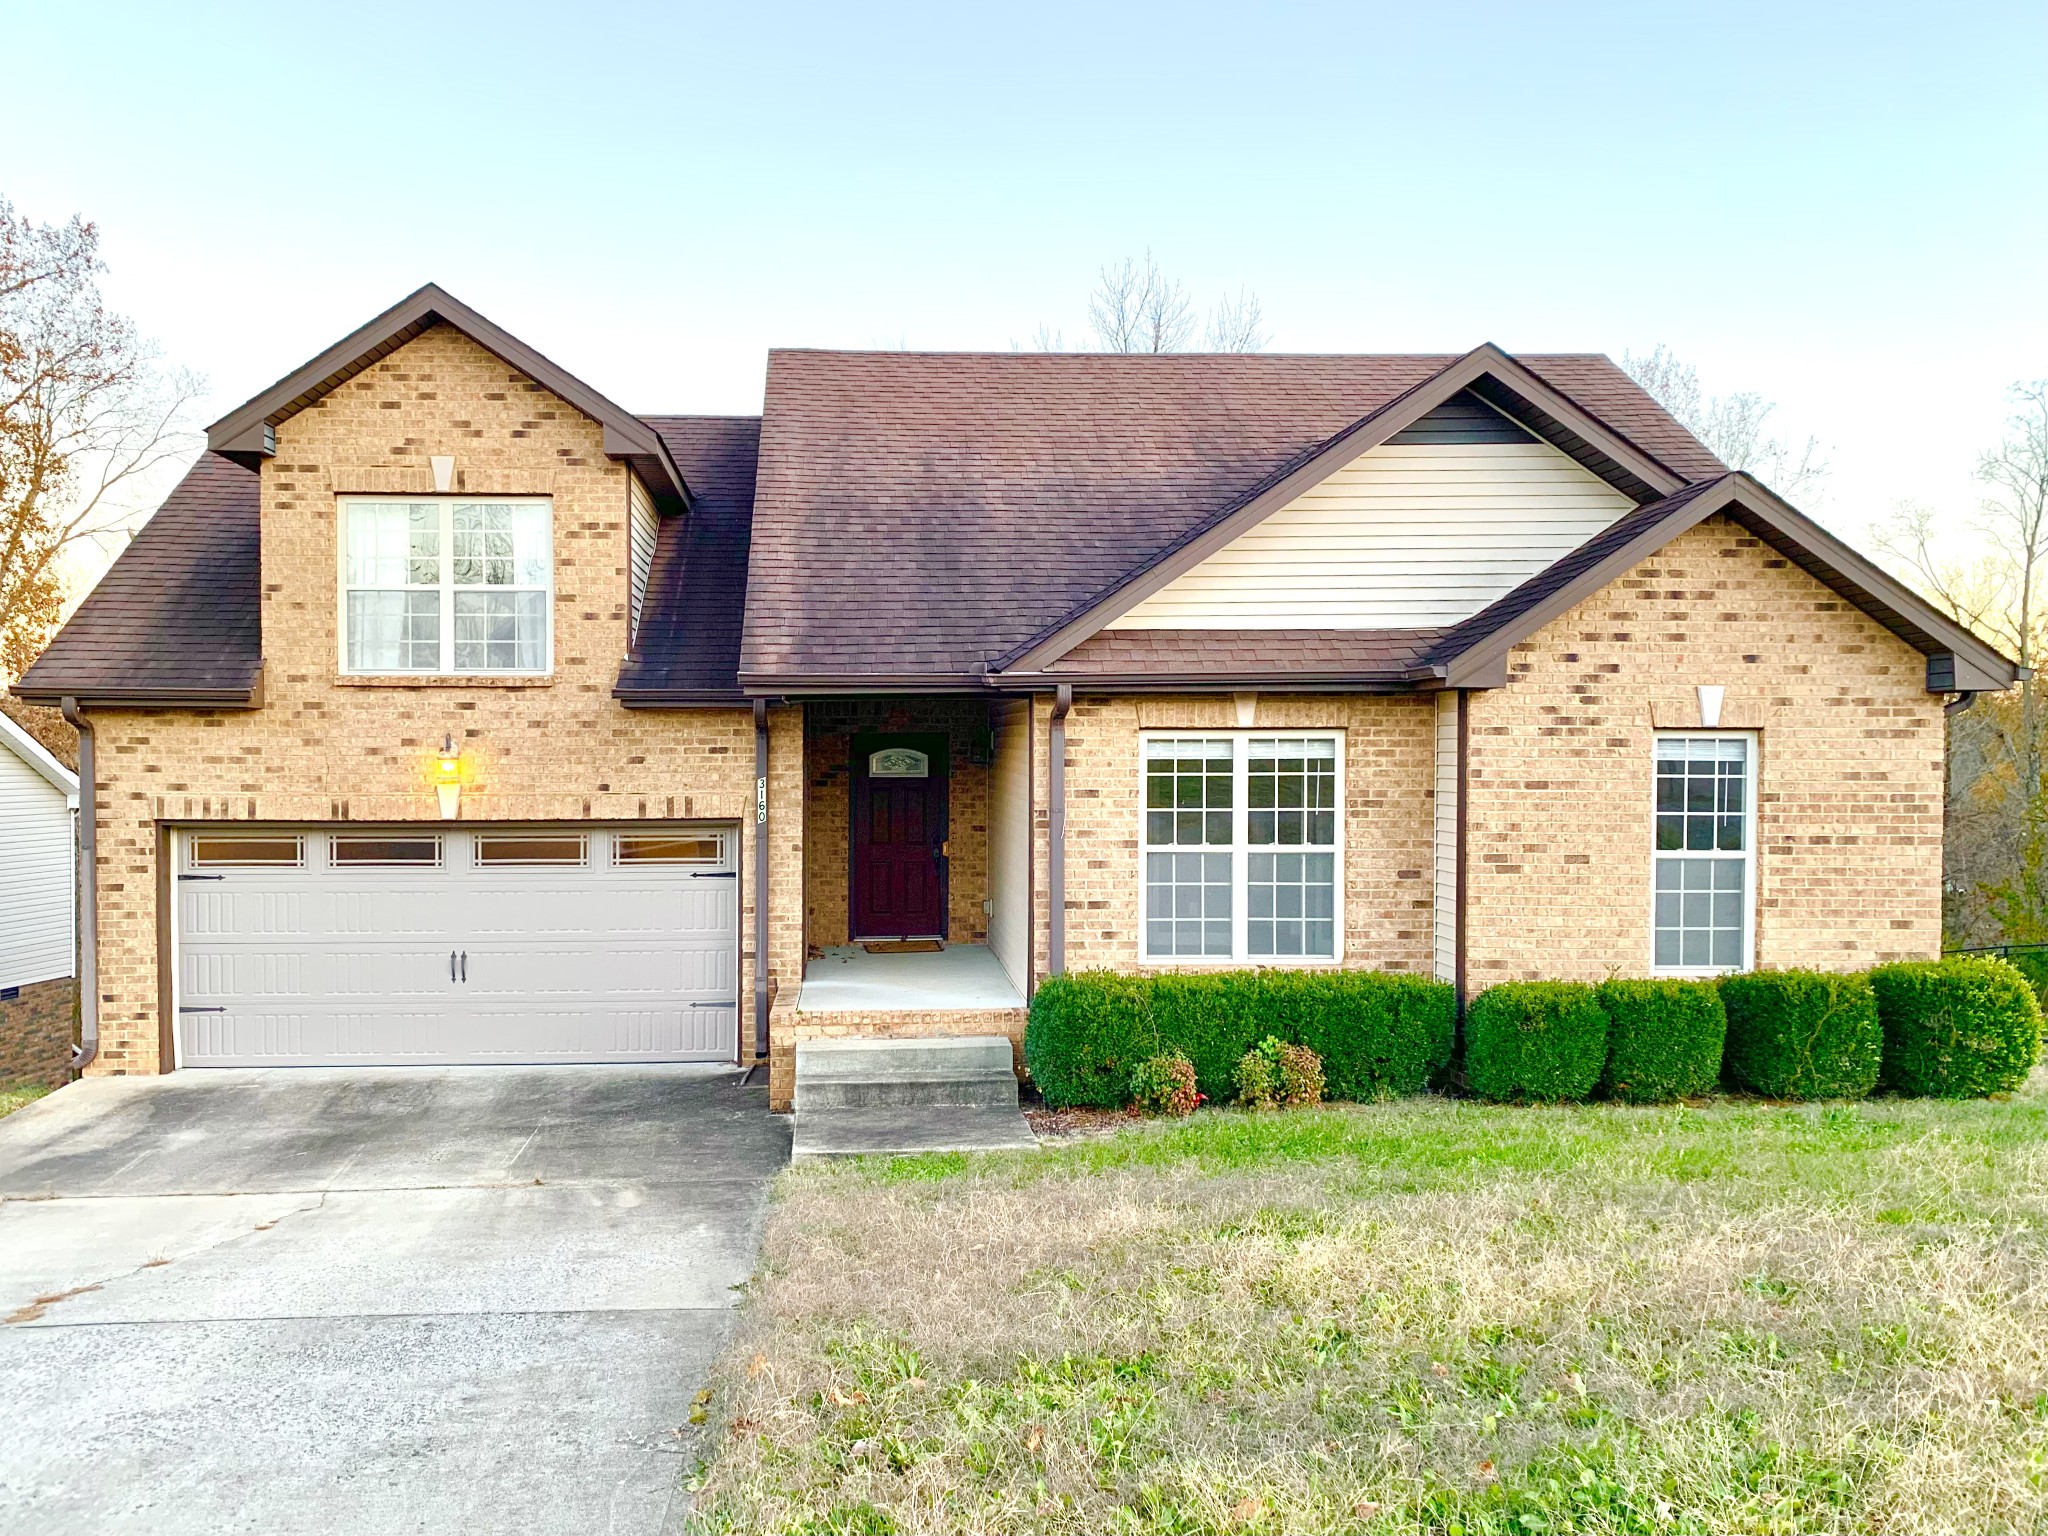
[1030,692,1438,978]
[1463,513,1945,981]
[802,699,990,950]
[0,977,74,1088]
[81,326,805,1076]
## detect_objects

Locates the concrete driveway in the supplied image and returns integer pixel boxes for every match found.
[0,1065,788,1535]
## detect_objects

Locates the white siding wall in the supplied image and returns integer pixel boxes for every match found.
[1111,440,1634,630]
[628,473,659,642]
[0,748,74,989]
[1433,690,1458,985]
[986,698,1032,995]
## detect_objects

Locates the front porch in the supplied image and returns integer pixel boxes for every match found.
[799,943,1026,1013]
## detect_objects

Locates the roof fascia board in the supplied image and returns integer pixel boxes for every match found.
[996,344,1690,674]
[1438,474,2020,691]
[11,665,265,713]
[205,284,690,505]
[0,711,78,794]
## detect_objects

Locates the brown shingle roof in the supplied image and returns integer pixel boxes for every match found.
[14,453,262,705]
[617,417,759,701]
[740,351,1721,684]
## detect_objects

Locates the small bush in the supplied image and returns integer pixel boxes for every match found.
[1465,982,1608,1103]
[1869,956,2043,1098]
[1718,969,1882,1101]
[1129,1052,1201,1117]
[1258,970,1456,1100]
[1023,972,1153,1108]
[1234,1036,1324,1110]
[1596,978,1727,1103]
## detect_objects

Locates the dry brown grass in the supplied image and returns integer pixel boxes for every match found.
[687,1083,2048,1534]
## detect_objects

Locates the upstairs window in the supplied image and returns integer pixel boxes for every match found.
[1652,735,1756,973]
[341,499,552,674]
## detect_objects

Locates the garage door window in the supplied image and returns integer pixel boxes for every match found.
[332,835,443,866]
[475,833,589,866]
[188,834,304,868]
[615,833,727,865]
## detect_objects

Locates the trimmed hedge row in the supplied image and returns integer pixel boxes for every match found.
[1027,957,2043,1111]
[1024,969,1455,1109]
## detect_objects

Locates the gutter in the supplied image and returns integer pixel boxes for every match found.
[59,698,97,1074]
[1048,684,1072,976]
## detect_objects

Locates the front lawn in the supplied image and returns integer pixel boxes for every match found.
[688,1082,2048,1535]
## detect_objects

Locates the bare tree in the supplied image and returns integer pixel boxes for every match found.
[1205,287,1268,353]
[1874,382,2048,944]
[1089,251,1196,354]
[0,197,201,677]
[1622,344,1827,500]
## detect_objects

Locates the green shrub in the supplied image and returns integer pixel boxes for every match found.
[1023,971,1154,1108]
[1129,1052,1201,1116]
[1465,982,1608,1103]
[1994,948,2048,1020]
[1234,1036,1325,1109]
[1595,979,1727,1103]
[1869,956,2043,1098]
[1258,969,1456,1100]
[1024,967,1457,1108]
[1718,969,1881,1100]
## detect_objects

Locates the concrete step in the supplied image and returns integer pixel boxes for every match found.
[797,1075,1020,1110]
[792,1105,1039,1160]
[795,1035,1015,1078]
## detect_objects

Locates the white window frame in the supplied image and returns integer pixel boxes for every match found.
[1649,731,1758,977]
[337,496,554,676]
[1137,730,1346,966]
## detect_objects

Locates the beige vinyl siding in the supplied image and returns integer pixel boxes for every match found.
[1110,440,1635,630]
[1433,690,1458,984]
[986,698,1031,994]
[628,472,659,642]
[0,746,75,990]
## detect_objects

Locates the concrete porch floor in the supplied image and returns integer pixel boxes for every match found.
[797,943,1026,1012]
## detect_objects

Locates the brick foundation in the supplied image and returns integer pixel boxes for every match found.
[0,977,75,1088]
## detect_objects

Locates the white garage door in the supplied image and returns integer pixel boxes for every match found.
[174,825,739,1067]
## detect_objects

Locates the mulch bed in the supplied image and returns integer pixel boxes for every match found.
[1024,1104,1145,1139]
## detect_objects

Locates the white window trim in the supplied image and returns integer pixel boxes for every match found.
[1649,730,1759,977]
[337,496,555,677]
[1136,729,1347,966]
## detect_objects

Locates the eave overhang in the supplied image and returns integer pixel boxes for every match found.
[205,284,691,510]
[11,664,267,712]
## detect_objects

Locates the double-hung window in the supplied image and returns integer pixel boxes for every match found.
[1142,734,1342,962]
[341,499,552,674]
[1652,734,1756,973]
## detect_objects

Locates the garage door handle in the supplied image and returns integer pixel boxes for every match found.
[178,1006,227,1014]
[691,871,737,879]
[450,950,458,982]
[460,951,467,982]
[689,1001,729,1008]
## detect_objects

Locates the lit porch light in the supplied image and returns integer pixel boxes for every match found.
[434,734,464,819]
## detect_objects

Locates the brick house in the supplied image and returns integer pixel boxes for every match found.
[14,286,2018,1109]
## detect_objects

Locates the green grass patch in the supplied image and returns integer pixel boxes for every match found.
[0,1081,52,1120]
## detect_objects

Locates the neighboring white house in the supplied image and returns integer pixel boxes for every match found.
[0,710,78,999]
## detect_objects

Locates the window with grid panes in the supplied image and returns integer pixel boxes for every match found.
[1652,735,1754,972]
[1142,734,1342,962]
[342,499,551,673]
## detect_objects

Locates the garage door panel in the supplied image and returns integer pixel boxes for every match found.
[176,827,738,1067]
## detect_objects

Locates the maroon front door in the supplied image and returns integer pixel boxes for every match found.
[850,734,948,940]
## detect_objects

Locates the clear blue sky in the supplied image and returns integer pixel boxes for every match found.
[10,0,2045,544]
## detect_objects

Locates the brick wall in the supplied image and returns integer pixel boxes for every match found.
[82,325,804,1075]
[0,977,74,1088]
[1464,513,1945,981]
[1034,692,1439,979]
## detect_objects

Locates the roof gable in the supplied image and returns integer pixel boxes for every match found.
[1108,394,1636,632]
[996,344,1694,673]
[0,710,77,796]
[205,284,689,507]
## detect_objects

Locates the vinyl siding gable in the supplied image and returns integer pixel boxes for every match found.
[628,472,659,643]
[0,746,74,990]
[1110,407,1636,631]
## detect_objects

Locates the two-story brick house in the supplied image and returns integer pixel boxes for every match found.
[16,286,2017,1108]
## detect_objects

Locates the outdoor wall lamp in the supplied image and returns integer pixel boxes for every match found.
[434,734,463,819]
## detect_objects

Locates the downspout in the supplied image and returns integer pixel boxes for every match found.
[60,697,97,1074]
[1945,692,1978,717]
[1454,689,1469,1021]
[751,697,770,1072]
[1048,684,1072,976]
